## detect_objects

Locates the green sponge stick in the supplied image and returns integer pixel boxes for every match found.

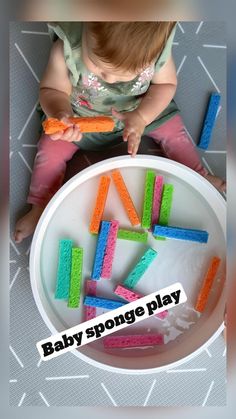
[117,229,148,243]
[68,247,83,308]
[55,239,73,299]
[159,184,174,225]
[141,170,155,229]
[154,184,174,240]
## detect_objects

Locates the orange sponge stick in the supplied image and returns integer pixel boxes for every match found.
[111,170,140,226]
[195,256,221,313]
[43,116,115,135]
[89,176,111,234]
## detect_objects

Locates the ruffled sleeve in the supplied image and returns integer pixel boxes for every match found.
[47,22,83,86]
[154,24,177,73]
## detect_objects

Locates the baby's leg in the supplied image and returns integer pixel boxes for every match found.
[14,134,78,243]
[148,114,226,192]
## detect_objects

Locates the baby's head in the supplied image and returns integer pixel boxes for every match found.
[82,22,176,83]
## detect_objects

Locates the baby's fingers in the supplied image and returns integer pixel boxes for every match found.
[123,128,130,142]
[127,133,140,157]
[70,125,82,142]
[61,126,74,141]
[50,131,64,141]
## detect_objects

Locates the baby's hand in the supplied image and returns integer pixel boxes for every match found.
[48,115,82,142]
[112,108,146,157]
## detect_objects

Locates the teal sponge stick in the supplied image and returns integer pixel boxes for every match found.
[55,239,73,299]
[68,247,83,308]
[123,247,157,289]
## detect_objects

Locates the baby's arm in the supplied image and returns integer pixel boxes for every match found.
[40,39,82,142]
[137,55,177,125]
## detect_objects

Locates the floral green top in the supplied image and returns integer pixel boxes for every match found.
[43,22,179,150]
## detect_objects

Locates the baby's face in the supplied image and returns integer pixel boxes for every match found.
[82,29,139,84]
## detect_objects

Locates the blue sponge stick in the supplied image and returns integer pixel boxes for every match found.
[91,221,111,280]
[153,225,209,243]
[84,296,127,310]
[198,93,221,150]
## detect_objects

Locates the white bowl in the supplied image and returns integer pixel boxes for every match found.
[30,155,226,374]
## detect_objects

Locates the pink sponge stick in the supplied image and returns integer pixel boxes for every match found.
[104,334,164,348]
[84,280,97,321]
[152,175,164,225]
[114,284,168,320]
[101,220,119,279]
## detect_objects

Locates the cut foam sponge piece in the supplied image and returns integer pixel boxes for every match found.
[159,184,174,225]
[55,239,73,299]
[195,256,221,312]
[117,229,148,243]
[141,170,155,229]
[111,170,140,226]
[84,296,127,310]
[91,221,111,280]
[43,116,115,135]
[114,284,168,320]
[154,183,174,241]
[101,220,119,279]
[152,224,209,243]
[68,247,83,308]
[89,176,110,234]
[104,334,164,348]
[198,93,221,150]
[151,175,164,225]
[123,247,157,289]
[84,280,97,321]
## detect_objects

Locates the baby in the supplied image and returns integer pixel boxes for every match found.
[14,22,226,243]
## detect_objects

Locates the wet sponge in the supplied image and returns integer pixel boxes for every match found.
[153,225,209,243]
[43,116,115,134]
[123,247,157,289]
[91,221,111,280]
[198,93,221,150]
[104,334,164,348]
[68,247,83,308]
[84,296,127,310]
[55,239,73,299]
[195,256,221,312]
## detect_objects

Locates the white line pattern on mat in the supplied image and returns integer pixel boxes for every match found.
[202,381,214,406]
[45,375,89,380]
[203,44,227,49]
[101,383,118,406]
[167,368,207,373]
[197,56,220,92]
[10,267,21,291]
[18,392,26,407]
[21,30,49,36]
[18,152,33,173]
[17,100,38,140]
[177,22,185,33]
[177,55,187,75]
[39,392,50,406]
[196,21,203,34]
[143,379,156,406]
[10,345,24,368]
[15,43,40,82]
[10,238,20,255]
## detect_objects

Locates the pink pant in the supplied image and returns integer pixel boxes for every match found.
[27,114,208,208]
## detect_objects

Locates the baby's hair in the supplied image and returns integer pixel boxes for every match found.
[87,22,176,73]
